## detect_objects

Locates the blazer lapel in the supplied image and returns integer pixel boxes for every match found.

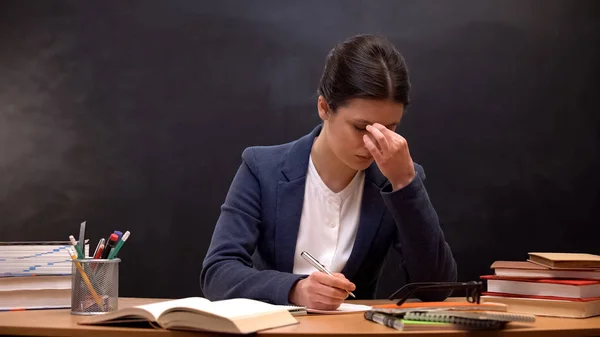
[274,125,321,273]
[341,163,387,278]
[274,179,306,273]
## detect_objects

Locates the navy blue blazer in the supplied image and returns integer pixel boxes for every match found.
[200,125,457,305]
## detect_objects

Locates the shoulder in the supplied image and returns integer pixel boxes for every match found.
[240,125,319,172]
[240,139,296,172]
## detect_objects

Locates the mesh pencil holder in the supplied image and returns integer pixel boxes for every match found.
[71,258,120,315]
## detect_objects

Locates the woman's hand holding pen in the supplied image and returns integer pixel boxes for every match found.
[288,272,356,310]
[363,123,416,191]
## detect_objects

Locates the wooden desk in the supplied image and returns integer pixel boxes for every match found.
[1,298,599,337]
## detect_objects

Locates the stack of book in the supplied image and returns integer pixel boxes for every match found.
[0,241,89,311]
[481,252,600,318]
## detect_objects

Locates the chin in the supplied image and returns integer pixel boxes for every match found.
[355,161,373,171]
[350,156,374,171]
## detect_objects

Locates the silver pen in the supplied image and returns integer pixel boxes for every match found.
[301,251,356,298]
[93,238,105,258]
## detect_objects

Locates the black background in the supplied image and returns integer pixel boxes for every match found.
[0,0,598,299]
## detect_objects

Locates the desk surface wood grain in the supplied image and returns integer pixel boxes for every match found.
[1,298,599,337]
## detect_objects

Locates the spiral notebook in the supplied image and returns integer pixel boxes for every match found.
[403,310,535,330]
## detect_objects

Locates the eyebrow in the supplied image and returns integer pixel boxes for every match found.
[353,119,400,128]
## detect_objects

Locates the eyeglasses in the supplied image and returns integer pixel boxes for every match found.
[388,281,483,306]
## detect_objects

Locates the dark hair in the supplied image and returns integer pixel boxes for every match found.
[317,34,411,111]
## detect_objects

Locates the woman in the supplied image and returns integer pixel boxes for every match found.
[200,34,457,310]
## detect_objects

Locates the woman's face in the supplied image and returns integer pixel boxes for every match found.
[318,96,405,171]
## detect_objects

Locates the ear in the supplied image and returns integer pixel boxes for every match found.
[317,96,331,121]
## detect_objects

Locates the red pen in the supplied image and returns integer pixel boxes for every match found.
[91,243,105,271]
[92,238,105,258]
[93,243,104,260]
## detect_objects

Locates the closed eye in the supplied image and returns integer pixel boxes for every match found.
[354,125,367,132]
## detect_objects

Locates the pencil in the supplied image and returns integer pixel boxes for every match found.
[67,248,103,308]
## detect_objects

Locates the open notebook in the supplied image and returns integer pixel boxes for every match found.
[80,297,301,334]
[307,303,372,314]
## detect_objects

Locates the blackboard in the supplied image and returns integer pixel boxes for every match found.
[0,0,598,299]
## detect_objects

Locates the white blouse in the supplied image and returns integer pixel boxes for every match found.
[292,156,365,274]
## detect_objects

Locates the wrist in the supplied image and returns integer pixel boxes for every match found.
[391,174,416,191]
[288,279,304,305]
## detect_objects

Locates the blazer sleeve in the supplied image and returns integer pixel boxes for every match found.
[380,164,458,301]
[200,148,303,304]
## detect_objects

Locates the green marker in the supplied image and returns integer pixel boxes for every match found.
[108,231,130,259]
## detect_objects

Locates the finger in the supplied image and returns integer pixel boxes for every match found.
[363,135,383,161]
[332,273,356,291]
[373,123,396,136]
[395,134,409,150]
[313,272,356,292]
[315,283,349,300]
[365,132,380,152]
[310,296,343,310]
[366,124,390,153]
[380,126,408,150]
[313,287,347,303]
[376,123,406,149]
[313,271,354,290]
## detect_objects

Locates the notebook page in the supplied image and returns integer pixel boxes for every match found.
[136,297,212,320]
[199,298,291,319]
[307,303,372,314]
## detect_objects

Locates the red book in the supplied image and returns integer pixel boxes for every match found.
[490,261,600,280]
[482,291,600,302]
[481,275,600,299]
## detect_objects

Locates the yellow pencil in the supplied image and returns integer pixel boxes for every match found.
[68,248,103,308]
